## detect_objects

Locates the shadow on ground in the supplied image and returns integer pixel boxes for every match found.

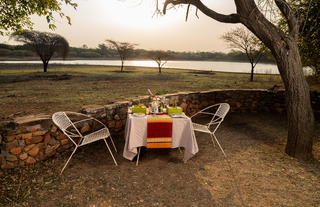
[1,113,319,207]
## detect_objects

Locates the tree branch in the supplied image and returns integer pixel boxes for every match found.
[185,3,191,22]
[274,0,299,39]
[163,0,240,23]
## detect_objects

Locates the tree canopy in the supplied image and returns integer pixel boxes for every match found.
[149,50,171,73]
[0,0,77,35]
[11,31,69,72]
[106,40,137,72]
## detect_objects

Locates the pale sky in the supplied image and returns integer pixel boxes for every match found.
[2,0,240,52]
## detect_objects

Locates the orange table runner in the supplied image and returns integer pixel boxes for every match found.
[147,115,173,148]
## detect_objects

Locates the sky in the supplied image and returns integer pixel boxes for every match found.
[2,0,240,52]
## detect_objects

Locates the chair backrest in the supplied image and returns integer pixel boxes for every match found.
[208,103,230,133]
[214,103,230,119]
[52,112,73,131]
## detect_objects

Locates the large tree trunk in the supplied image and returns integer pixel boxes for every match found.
[274,43,314,160]
[161,0,315,160]
[236,1,315,160]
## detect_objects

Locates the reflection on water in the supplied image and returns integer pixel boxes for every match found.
[128,60,158,68]
[0,59,313,75]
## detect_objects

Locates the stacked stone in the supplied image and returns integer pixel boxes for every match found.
[0,118,73,170]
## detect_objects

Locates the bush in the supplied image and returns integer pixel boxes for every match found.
[11,50,33,57]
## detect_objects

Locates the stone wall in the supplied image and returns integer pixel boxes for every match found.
[1,89,319,171]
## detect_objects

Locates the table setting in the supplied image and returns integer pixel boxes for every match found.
[123,90,199,163]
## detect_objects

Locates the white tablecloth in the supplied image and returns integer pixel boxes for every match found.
[123,114,199,162]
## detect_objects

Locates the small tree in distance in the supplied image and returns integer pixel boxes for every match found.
[106,40,136,72]
[11,31,69,72]
[221,27,266,81]
[149,50,171,73]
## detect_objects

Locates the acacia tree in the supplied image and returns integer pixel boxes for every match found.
[149,50,171,73]
[153,0,314,160]
[11,31,69,72]
[106,40,136,72]
[222,27,266,81]
[0,0,77,35]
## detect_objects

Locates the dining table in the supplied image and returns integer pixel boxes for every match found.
[123,113,199,162]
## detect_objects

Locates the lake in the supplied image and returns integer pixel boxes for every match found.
[0,59,313,75]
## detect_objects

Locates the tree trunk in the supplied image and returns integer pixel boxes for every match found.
[250,63,254,82]
[43,60,48,72]
[274,43,314,160]
[161,0,315,160]
[158,63,161,74]
[236,1,315,160]
[121,61,124,72]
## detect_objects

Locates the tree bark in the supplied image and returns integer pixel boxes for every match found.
[236,1,314,160]
[275,43,314,160]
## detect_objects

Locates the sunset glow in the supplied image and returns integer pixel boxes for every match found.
[3,0,237,52]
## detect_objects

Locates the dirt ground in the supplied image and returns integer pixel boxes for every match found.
[1,113,319,207]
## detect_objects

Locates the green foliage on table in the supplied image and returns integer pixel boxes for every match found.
[131,106,147,114]
[167,107,183,114]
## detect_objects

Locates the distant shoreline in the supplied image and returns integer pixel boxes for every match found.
[0,59,283,75]
[0,57,276,64]
[0,62,282,76]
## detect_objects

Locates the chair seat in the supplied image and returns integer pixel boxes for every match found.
[81,128,110,146]
[192,123,211,133]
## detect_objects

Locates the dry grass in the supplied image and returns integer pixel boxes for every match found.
[0,64,284,118]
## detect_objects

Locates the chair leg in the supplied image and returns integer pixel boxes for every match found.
[103,139,118,166]
[61,146,78,175]
[109,135,117,153]
[136,147,141,166]
[209,133,216,148]
[212,133,227,158]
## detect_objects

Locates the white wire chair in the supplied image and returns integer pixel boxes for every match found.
[52,111,118,174]
[190,103,230,157]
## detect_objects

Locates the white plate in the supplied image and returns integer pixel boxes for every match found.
[169,113,185,118]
